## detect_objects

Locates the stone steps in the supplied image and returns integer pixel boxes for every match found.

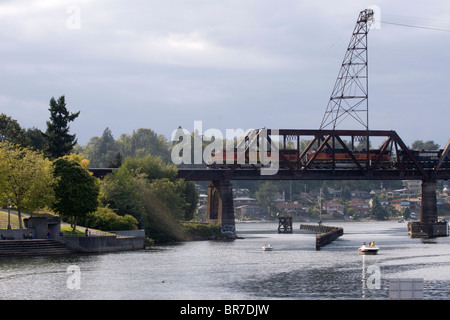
[0,239,75,257]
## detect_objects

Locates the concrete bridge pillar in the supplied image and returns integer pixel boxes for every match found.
[206,180,236,235]
[420,179,437,224]
[408,179,447,238]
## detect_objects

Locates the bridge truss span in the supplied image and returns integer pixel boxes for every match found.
[178,129,450,181]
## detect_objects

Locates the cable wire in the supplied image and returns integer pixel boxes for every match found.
[381,20,450,33]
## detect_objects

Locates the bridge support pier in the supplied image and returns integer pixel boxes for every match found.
[421,179,438,224]
[206,180,236,237]
[408,179,448,238]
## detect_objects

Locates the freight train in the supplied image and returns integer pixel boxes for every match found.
[304,149,391,169]
[398,149,450,169]
[207,148,449,170]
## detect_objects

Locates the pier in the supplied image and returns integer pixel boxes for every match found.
[300,224,344,250]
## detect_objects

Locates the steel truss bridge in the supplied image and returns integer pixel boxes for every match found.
[174,129,450,238]
[177,129,450,181]
[91,9,450,238]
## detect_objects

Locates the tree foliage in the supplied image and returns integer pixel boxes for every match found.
[79,127,171,167]
[0,114,27,146]
[411,140,440,150]
[100,154,198,241]
[44,96,80,159]
[0,142,54,228]
[255,181,279,217]
[52,158,99,231]
[370,195,389,221]
[82,207,139,231]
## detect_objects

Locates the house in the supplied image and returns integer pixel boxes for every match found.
[368,196,389,209]
[327,187,342,199]
[351,190,370,200]
[390,199,411,212]
[324,200,345,215]
[276,202,309,217]
[233,197,263,220]
[408,198,421,210]
[348,199,370,215]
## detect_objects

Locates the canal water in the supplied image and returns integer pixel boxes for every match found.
[1,221,450,300]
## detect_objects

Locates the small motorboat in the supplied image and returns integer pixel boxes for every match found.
[358,242,378,255]
[262,244,273,251]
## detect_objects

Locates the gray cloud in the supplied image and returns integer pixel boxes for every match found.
[0,0,449,147]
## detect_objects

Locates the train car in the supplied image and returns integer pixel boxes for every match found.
[305,149,391,169]
[207,148,299,168]
[398,149,450,169]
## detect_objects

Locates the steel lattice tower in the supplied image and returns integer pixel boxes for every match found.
[320,9,375,131]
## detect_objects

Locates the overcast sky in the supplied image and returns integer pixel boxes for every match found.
[0,0,449,147]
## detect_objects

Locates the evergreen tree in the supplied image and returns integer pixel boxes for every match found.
[44,96,80,159]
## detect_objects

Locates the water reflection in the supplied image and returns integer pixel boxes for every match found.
[1,221,450,299]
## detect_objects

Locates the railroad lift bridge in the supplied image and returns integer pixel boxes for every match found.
[91,9,450,238]
[175,9,450,238]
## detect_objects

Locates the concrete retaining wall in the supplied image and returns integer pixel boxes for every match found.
[0,228,35,240]
[59,234,145,253]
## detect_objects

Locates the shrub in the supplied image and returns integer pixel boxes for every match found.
[82,207,139,231]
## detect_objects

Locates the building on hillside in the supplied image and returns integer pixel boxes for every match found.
[351,190,371,200]
[233,197,264,220]
[324,200,345,215]
[276,202,309,217]
[390,199,411,212]
[402,180,422,193]
[348,199,370,215]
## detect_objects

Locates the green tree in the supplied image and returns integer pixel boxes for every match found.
[370,196,389,221]
[82,207,139,231]
[82,127,119,167]
[107,152,123,168]
[44,96,80,159]
[178,180,199,220]
[0,142,55,228]
[52,158,99,231]
[121,154,178,181]
[100,154,199,241]
[138,179,187,241]
[0,114,27,146]
[411,140,440,150]
[255,182,278,217]
[100,167,145,220]
[118,128,171,163]
[25,127,46,151]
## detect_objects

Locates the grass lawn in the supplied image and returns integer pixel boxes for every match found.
[0,210,24,229]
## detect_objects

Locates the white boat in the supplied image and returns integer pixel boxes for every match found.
[358,242,378,255]
[262,244,273,251]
